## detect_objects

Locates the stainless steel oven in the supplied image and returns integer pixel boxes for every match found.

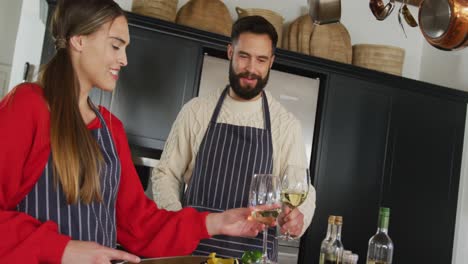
[278,236,300,264]
[133,155,160,199]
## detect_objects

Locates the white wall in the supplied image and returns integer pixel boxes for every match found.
[0,0,23,97]
[419,41,468,91]
[115,0,133,10]
[7,0,47,90]
[340,1,423,81]
[0,0,23,65]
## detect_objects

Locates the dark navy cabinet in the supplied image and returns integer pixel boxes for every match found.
[300,73,466,264]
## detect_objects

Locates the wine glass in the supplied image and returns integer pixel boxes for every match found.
[248,174,281,264]
[278,165,310,241]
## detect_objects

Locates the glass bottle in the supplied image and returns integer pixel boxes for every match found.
[366,207,394,264]
[325,216,344,264]
[343,251,358,264]
[319,215,336,264]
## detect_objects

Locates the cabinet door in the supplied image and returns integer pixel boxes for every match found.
[300,74,393,263]
[110,25,202,150]
[385,91,465,264]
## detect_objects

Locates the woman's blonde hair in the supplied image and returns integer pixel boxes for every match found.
[38,0,126,204]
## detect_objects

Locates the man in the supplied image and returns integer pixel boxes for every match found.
[152,16,316,260]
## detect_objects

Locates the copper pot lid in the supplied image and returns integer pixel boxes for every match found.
[419,0,452,39]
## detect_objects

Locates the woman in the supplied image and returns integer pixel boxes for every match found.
[0,0,268,263]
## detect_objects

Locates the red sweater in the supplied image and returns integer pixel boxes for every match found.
[0,83,210,263]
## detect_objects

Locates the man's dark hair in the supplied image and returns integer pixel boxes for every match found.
[231,16,278,52]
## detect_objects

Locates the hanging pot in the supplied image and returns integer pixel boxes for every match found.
[418,0,468,50]
[369,0,395,20]
[308,0,341,24]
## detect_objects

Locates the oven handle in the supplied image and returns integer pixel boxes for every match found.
[132,156,160,168]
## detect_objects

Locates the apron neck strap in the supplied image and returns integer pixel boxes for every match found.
[262,90,271,132]
[210,85,230,124]
[87,97,106,124]
[210,85,272,131]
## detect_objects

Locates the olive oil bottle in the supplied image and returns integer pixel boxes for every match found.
[324,216,344,264]
[366,207,393,264]
[319,215,336,264]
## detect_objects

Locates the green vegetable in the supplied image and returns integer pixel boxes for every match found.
[241,250,262,264]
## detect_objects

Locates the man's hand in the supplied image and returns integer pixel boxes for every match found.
[278,206,304,237]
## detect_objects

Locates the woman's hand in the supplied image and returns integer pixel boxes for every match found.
[61,240,141,264]
[206,207,275,237]
[206,208,264,237]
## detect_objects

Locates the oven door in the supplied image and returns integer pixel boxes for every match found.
[133,156,160,199]
[278,238,300,264]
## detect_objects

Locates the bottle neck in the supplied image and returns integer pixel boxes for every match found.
[333,224,342,241]
[377,227,388,234]
[377,215,389,234]
[329,224,337,240]
[325,222,333,240]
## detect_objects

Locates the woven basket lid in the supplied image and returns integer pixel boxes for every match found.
[132,0,178,22]
[297,15,315,55]
[236,7,284,48]
[288,18,300,52]
[176,0,232,36]
[352,44,405,76]
[309,22,352,64]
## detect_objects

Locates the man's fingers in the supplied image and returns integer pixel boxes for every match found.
[282,206,292,215]
[280,208,304,236]
[283,208,301,222]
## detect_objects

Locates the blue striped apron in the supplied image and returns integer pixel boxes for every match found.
[183,87,277,261]
[17,105,121,248]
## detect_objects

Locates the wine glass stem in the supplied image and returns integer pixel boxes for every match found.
[262,226,268,262]
[285,205,296,240]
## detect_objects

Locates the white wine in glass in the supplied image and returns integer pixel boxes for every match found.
[251,208,282,225]
[278,165,310,240]
[281,191,308,208]
[249,174,281,264]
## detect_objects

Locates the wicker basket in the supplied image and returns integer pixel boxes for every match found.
[176,0,232,36]
[309,22,352,64]
[297,15,315,55]
[288,18,300,52]
[132,0,178,22]
[352,44,405,76]
[236,7,284,48]
[282,22,290,50]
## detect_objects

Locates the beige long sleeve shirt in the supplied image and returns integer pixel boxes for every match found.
[152,88,316,236]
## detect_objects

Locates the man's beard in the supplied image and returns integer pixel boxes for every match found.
[228,60,270,100]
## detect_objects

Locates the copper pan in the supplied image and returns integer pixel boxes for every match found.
[418,0,468,50]
[309,0,342,24]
